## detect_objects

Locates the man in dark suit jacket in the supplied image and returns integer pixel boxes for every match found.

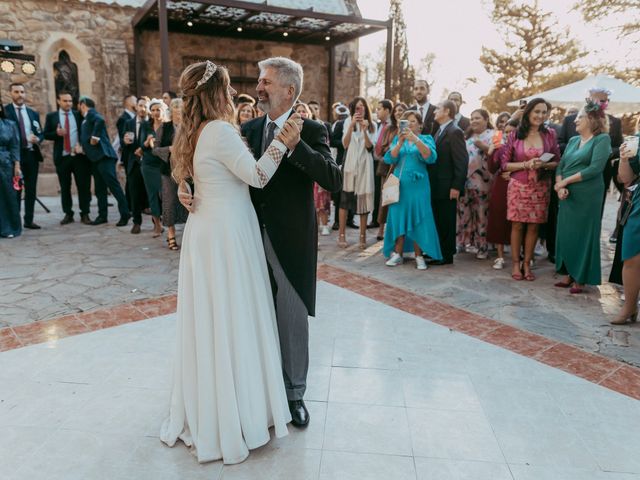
[448,91,470,132]
[240,58,342,428]
[5,82,44,229]
[121,98,151,233]
[428,100,469,265]
[78,97,130,226]
[409,79,438,135]
[558,90,624,219]
[44,91,92,225]
[116,95,137,167]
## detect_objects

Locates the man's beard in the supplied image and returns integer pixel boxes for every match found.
[257,98,271,115]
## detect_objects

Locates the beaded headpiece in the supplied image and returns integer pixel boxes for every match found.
[584,99,606,119]
[196,60,218,88]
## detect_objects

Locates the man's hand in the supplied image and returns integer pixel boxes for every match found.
[134,147,143,157]
[90,136,99,146]
[56,125,66,137]
[29,134,39,144]
[278,115,302,151]
[449,188,460,200]
[14,162,21,177]
[74,144,83,155]
[178,181,194,213]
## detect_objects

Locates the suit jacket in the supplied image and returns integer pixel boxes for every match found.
[80,108,117,162]
[330,119,346,165]
[116,110,135,146]
[43,109,83,165]
[429,122,469,200]
[409,103,438,136]
[241,113,342,316]
[559,113,623,158]
[122,116,153,174]
[4,103,44,162]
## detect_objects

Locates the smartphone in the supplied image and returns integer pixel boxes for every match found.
[399,119,409,133]
[519,100,527,108]
[539,152,555,162]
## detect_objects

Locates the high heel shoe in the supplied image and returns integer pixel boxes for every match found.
[337,233,348,248]
[359,234,366,250]
[610,311,638,325]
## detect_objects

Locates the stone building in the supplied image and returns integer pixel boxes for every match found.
[1,0,386,192]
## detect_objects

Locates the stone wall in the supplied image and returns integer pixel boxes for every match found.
[0,0,136,177]
[139,31,362,121]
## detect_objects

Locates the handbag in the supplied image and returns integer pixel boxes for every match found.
[381,158,405,206]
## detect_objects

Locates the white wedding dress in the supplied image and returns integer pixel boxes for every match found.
[160,120,291,464]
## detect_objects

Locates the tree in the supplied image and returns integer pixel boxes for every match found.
[480,0,587,112]
[389,0,415,103]
[576,1,640,45]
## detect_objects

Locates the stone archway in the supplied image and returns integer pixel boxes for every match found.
[39,33,96,112]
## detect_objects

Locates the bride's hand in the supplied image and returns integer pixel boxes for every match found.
[178,180,195,213]
[279,116,301,151]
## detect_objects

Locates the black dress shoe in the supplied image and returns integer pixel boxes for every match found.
[116,214,131,227]
[288,400,310,428]
[346,221,358,229]
[80,214,92,225]
[131,223,141,234]
[332,222,339,231]
[60,214,74,225]
[23,222,41,229]
[90,217,108,225]
[367,222,380,229]
[428,258,453,266]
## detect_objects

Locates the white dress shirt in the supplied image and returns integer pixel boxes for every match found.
[58,109,79,155]
[416,102,431,122]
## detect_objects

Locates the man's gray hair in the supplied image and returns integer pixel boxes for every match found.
[258,57,304,102]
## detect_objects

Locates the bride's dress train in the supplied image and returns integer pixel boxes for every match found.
[160,120,291,464]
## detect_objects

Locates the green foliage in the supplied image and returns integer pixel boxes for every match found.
[575,0,640,45]
[480,0,587,112]
[389,0,416,104]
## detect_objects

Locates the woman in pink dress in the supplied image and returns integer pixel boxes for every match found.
[501,98,560,281]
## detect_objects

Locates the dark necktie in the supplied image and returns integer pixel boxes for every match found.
[64,112,71,154]
[419,106,424,120]
[263,121,277,154]
[17,107,28,148]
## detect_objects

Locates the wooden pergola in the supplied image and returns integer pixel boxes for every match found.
[131,0,394,108]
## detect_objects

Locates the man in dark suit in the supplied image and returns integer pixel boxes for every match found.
[77,97,130,226]
[43,91,92,225]
[121,98,151,233]
[558,88,623,220]
[5,82,44,229]
[428,100,469,265]
[330,104,355,229]
[241,58,342,427]
[448,91,470,132]
[409,79,438,135]
[116,94,137,212]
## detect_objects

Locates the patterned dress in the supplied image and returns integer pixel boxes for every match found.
[0,119,21,238]
[501,129,561,224]
[457,129,494,254]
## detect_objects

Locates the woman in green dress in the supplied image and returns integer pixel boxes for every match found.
[554,102,611,293]
[611,133,640,324]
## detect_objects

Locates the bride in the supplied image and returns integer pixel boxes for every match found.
[160,60,301,464]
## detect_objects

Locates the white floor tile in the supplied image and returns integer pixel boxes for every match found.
[319,450,416,480]
[414,458,513,480]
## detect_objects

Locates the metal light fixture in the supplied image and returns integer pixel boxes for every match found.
[21,61,36,75]
[187,20,193,27]
[283,31,289,37]
[325,35,331,41]
[237,26,243,32]
[0,59,15,73]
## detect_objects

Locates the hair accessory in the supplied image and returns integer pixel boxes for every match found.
[196,60,218,88]
[584,99,606,118]
[588,86,612,96]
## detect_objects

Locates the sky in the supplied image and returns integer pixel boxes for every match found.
[355,0,637,111]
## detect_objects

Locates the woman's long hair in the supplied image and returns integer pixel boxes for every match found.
[516,98,549,140]
[348,96,375,133]
[172,61,236,184]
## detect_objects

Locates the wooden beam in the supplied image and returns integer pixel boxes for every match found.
[384,19,394,100]
[131,0,157,28]
[158,0,171,93]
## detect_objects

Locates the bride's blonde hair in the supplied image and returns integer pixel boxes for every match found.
[172,61,236,184]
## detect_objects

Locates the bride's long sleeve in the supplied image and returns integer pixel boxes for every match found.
[212,121,286,188]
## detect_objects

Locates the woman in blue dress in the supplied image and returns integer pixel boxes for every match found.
[383,110,442,270]
[611,133,640,325]
[0,104,22,239]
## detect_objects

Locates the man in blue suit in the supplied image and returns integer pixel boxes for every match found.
[78,97,130,226]
[5,83,44,229]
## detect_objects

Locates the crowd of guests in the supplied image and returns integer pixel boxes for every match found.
[0,78,638,325]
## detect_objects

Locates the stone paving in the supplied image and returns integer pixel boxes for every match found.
[1,193,638,367]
